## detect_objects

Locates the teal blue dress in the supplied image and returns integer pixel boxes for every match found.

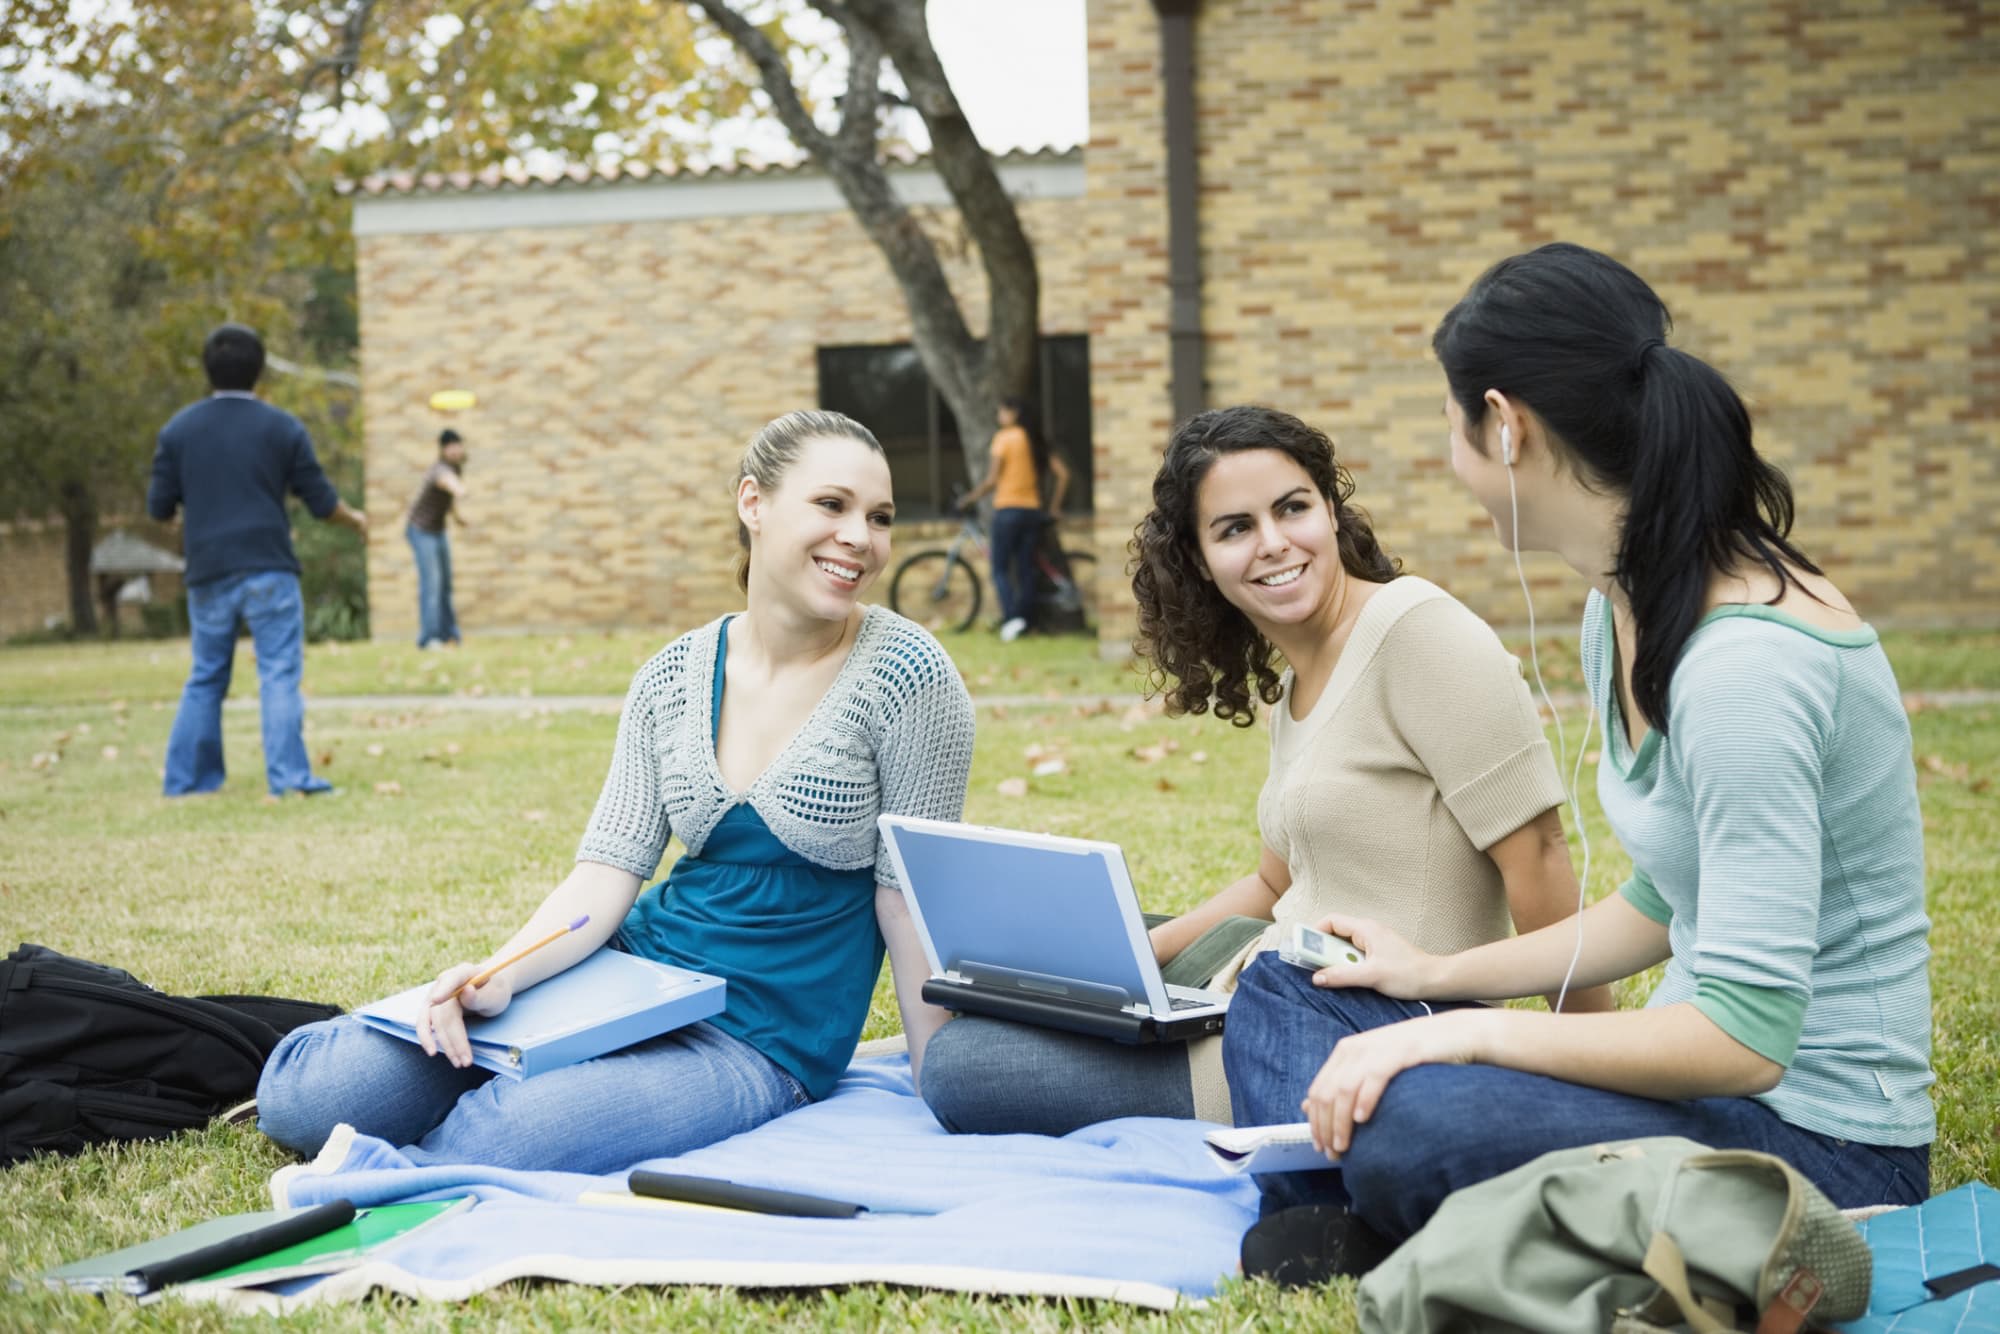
[616,620,883,1101]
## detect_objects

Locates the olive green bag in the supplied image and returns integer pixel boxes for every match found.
[1356,1137,1873,1334]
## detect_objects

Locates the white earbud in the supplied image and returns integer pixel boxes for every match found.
[1501,422,1514,467]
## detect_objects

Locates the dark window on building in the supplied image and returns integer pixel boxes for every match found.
[817,335,1093,519]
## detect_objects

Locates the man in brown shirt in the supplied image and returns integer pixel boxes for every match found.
[405,429,467,647]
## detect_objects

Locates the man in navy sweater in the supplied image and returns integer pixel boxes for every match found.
[147,324,367,796]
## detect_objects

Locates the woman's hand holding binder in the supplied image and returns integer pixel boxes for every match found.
[416,963,514,1067]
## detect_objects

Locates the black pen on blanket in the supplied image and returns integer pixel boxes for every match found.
[625,1170,927,1219]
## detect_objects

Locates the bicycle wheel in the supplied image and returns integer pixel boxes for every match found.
[890,550,982,633]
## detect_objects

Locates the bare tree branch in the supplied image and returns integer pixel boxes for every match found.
[685,0,835,160]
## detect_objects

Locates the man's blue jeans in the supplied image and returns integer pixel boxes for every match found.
[406,523,458,646]
[163,569,328,797]
[257,1014,808,1173]
[1222,954,1930,1241]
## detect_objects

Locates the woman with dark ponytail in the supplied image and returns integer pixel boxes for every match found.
[920,404,1607,1140]
[1225,244,1933,1285]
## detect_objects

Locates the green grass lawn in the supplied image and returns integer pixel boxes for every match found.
[0,625,1156,709]
[0,626,1993,1330]
[5,623,1993,710]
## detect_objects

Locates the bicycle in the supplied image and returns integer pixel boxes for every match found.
[889,506,1097,635]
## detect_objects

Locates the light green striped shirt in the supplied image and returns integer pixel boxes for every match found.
[1583,592,1934,1146]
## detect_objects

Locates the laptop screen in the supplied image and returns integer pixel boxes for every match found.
[890,825,1156,1009]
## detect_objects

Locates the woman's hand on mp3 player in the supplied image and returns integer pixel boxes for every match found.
[1307,913,1441,999]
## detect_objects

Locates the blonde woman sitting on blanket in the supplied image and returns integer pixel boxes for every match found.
[918,404,1609,1135]
[257,411,975,1172]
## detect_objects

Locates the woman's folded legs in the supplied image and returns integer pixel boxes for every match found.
[920,1013,1196,1135]
[1223,954,1928,1245]
[256,1016,806,1174]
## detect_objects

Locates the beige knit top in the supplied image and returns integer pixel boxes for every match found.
[1185,576,1566,1119]
[1219,573,1567,982]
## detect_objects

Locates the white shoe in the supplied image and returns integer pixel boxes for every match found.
[999,618,1028,643]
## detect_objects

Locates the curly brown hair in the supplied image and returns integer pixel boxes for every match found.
[1130,405,1402,726]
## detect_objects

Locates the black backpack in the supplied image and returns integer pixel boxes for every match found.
[0,943,341,1165]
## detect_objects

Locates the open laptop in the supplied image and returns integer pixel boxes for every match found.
[877,814,1229,1044]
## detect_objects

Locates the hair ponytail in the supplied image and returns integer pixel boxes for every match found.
[1433,243,1819,735]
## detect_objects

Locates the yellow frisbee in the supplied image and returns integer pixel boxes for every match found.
[429,389,477,411]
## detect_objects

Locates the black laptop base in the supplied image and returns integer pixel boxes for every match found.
[921,978,1225,1045]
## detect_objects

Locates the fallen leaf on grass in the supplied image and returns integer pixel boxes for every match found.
[1190,751,1209,764]
[373,781,404,796]
[29,752,58,770]
[316,751,334,767]
[521,810,548,823]
[1130,741,1170,764]
[1155,777,1176,792]
[1031,757,1069,777]
[100,745,119,761]
[996,777,1029,797]
[989,705,1010,723]
[365,744,385,757]
[1920,754,1971,782]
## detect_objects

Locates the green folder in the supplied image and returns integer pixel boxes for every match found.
[180,1197,472,1290]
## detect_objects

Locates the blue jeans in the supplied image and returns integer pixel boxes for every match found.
[989,507,1042,626]
[405,524,458,646]
[256,1015,808,1173]
[163,570,328,797]
[920,1014,1195,1134]
[1222,955,1930,1241]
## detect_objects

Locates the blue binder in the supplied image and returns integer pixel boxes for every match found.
[355,948,726,1080]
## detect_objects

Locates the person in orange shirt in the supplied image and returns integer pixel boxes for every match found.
[958,395,1071,641]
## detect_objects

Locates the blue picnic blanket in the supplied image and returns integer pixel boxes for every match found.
[222,1057,1261,1311]
[1836,1181,2000,1333]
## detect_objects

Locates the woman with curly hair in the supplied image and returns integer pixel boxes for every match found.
[918,404,1605,1139]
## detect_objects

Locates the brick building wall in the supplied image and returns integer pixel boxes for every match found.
[1084,0,1999,647]
[353,2,1996,644]
[0,522,73,639]
[353,156,1089,641]
[0,519,186,640]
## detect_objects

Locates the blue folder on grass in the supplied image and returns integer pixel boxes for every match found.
[355,948,725,1080]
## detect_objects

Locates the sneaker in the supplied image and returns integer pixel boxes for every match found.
[999,617,1028,642]
[1240,1205,1396,1287]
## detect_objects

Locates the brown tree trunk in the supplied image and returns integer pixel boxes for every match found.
[59,477,99,637]
[687,0,1040,483]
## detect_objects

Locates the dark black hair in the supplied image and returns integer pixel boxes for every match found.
[202,323,264,391]
[1432,242,1820,736]
[1130,404,1402,726]
[439,429,463,448]
[1000,394,1057,488]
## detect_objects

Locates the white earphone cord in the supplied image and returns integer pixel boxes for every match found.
[1505,446,1596,1014]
